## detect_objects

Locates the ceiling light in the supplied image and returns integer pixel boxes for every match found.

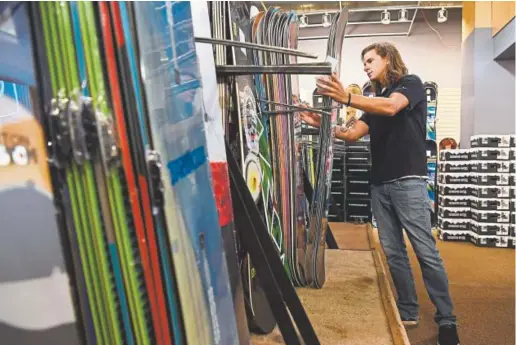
[322,13,331,28]
[398,8,409,22]
[381,10,391,25]
[437,7,448,23]
[300,14,308,27]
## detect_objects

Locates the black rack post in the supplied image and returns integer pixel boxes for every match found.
[226,142,320,345]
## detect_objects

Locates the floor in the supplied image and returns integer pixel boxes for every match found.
[378,230,516,345]
[251,249,394,345]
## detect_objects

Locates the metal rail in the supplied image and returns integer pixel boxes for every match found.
[195,37,318,59]
[216,63,332,76]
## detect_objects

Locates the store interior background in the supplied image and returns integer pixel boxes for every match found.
[261,1,516,344]
[265,1,515,147]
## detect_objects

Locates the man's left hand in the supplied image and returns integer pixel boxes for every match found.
[315,72,348,104]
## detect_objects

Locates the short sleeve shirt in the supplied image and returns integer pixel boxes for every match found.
[360,74,428,185]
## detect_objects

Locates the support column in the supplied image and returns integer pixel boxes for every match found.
[460,1,515,148]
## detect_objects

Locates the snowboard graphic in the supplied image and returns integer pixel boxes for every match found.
[0,76,81,345]
[304,9,348,288]
[191,1,251,343]
[132,2,239,344]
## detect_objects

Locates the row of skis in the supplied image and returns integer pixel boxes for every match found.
[27,0,348,344]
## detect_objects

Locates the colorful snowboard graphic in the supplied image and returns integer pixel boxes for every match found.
[191,1,251,343]
[304,9,348,288]
[132,2,239,344]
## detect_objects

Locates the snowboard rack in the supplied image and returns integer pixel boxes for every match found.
[216,63,333,76]
[258,99,334,117]
[226,141,320,345]
[195,36,319,59]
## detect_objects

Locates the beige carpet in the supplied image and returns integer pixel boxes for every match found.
[330,222,372,250]
[251,250,393,345]
[371,229,516,345]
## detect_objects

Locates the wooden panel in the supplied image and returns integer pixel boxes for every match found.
[462,1,476,41]
[492,1,516,36]
[475,1,493,28]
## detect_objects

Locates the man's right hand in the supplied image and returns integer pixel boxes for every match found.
[299,103,322,128]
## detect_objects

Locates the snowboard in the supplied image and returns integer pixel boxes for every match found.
[0,69,82,345]
[191,1,251,343]
[132,2,240,344]
[39,2,128,344]
[305,9,348,288]
[252,6,308,286]
[213,2,277,334]
[424,81,438,224]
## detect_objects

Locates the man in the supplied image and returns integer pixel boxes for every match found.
[301,42,460,345]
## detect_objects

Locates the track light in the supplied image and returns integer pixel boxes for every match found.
[322,13,331,28]
[437,7,448,23]
[398,8,409,22]
[381,10,391,25]
[300,14,307,27]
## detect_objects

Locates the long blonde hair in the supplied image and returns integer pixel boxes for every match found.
[361,42,408,91]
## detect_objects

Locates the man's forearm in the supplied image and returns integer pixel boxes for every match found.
[335,126,361,142]
[348,94,397,116]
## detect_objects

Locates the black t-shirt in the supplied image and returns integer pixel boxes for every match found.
[360,74,427,185]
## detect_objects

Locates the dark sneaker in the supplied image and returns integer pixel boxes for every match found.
[437,324,460,345]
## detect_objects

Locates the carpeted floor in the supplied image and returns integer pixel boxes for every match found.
[374,229,515,345]
[251,250,394,345]
[329,222,371,251]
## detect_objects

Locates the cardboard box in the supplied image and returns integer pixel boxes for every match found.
[439,149,470,161]
[470,173,515,186]
[470,210,511,223]
[438,207,470,219]
[437,173,471,185]
[438,195,471,208]
[470,221,511,236]
[438,218,470,231]
[470,134,514,148]
[469,148,511,161]
[438,229,470,242]
[470,197,512,211]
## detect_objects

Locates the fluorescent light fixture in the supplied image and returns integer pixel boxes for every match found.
[322,13,331,27]
[437,7,448,23]
[381,10,391,25]
[398,8,409,22]
[300,14,308,27]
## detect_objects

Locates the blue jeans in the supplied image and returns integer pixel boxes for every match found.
[371,178,457,326]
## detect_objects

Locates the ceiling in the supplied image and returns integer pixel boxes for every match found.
[254,1,462,39]
[260,1,462,14]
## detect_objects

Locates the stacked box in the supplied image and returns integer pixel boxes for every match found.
[469,135,516,248]
[437,149,473,242]
[343,137,372,223]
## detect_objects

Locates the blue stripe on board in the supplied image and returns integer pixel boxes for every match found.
[108,244,135,345]
[70,1,89,97]
[118,1,148,146]
[166,146,207,186]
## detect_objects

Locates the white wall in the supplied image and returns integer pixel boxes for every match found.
[297,12,462,99]
[296,10,462,143]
